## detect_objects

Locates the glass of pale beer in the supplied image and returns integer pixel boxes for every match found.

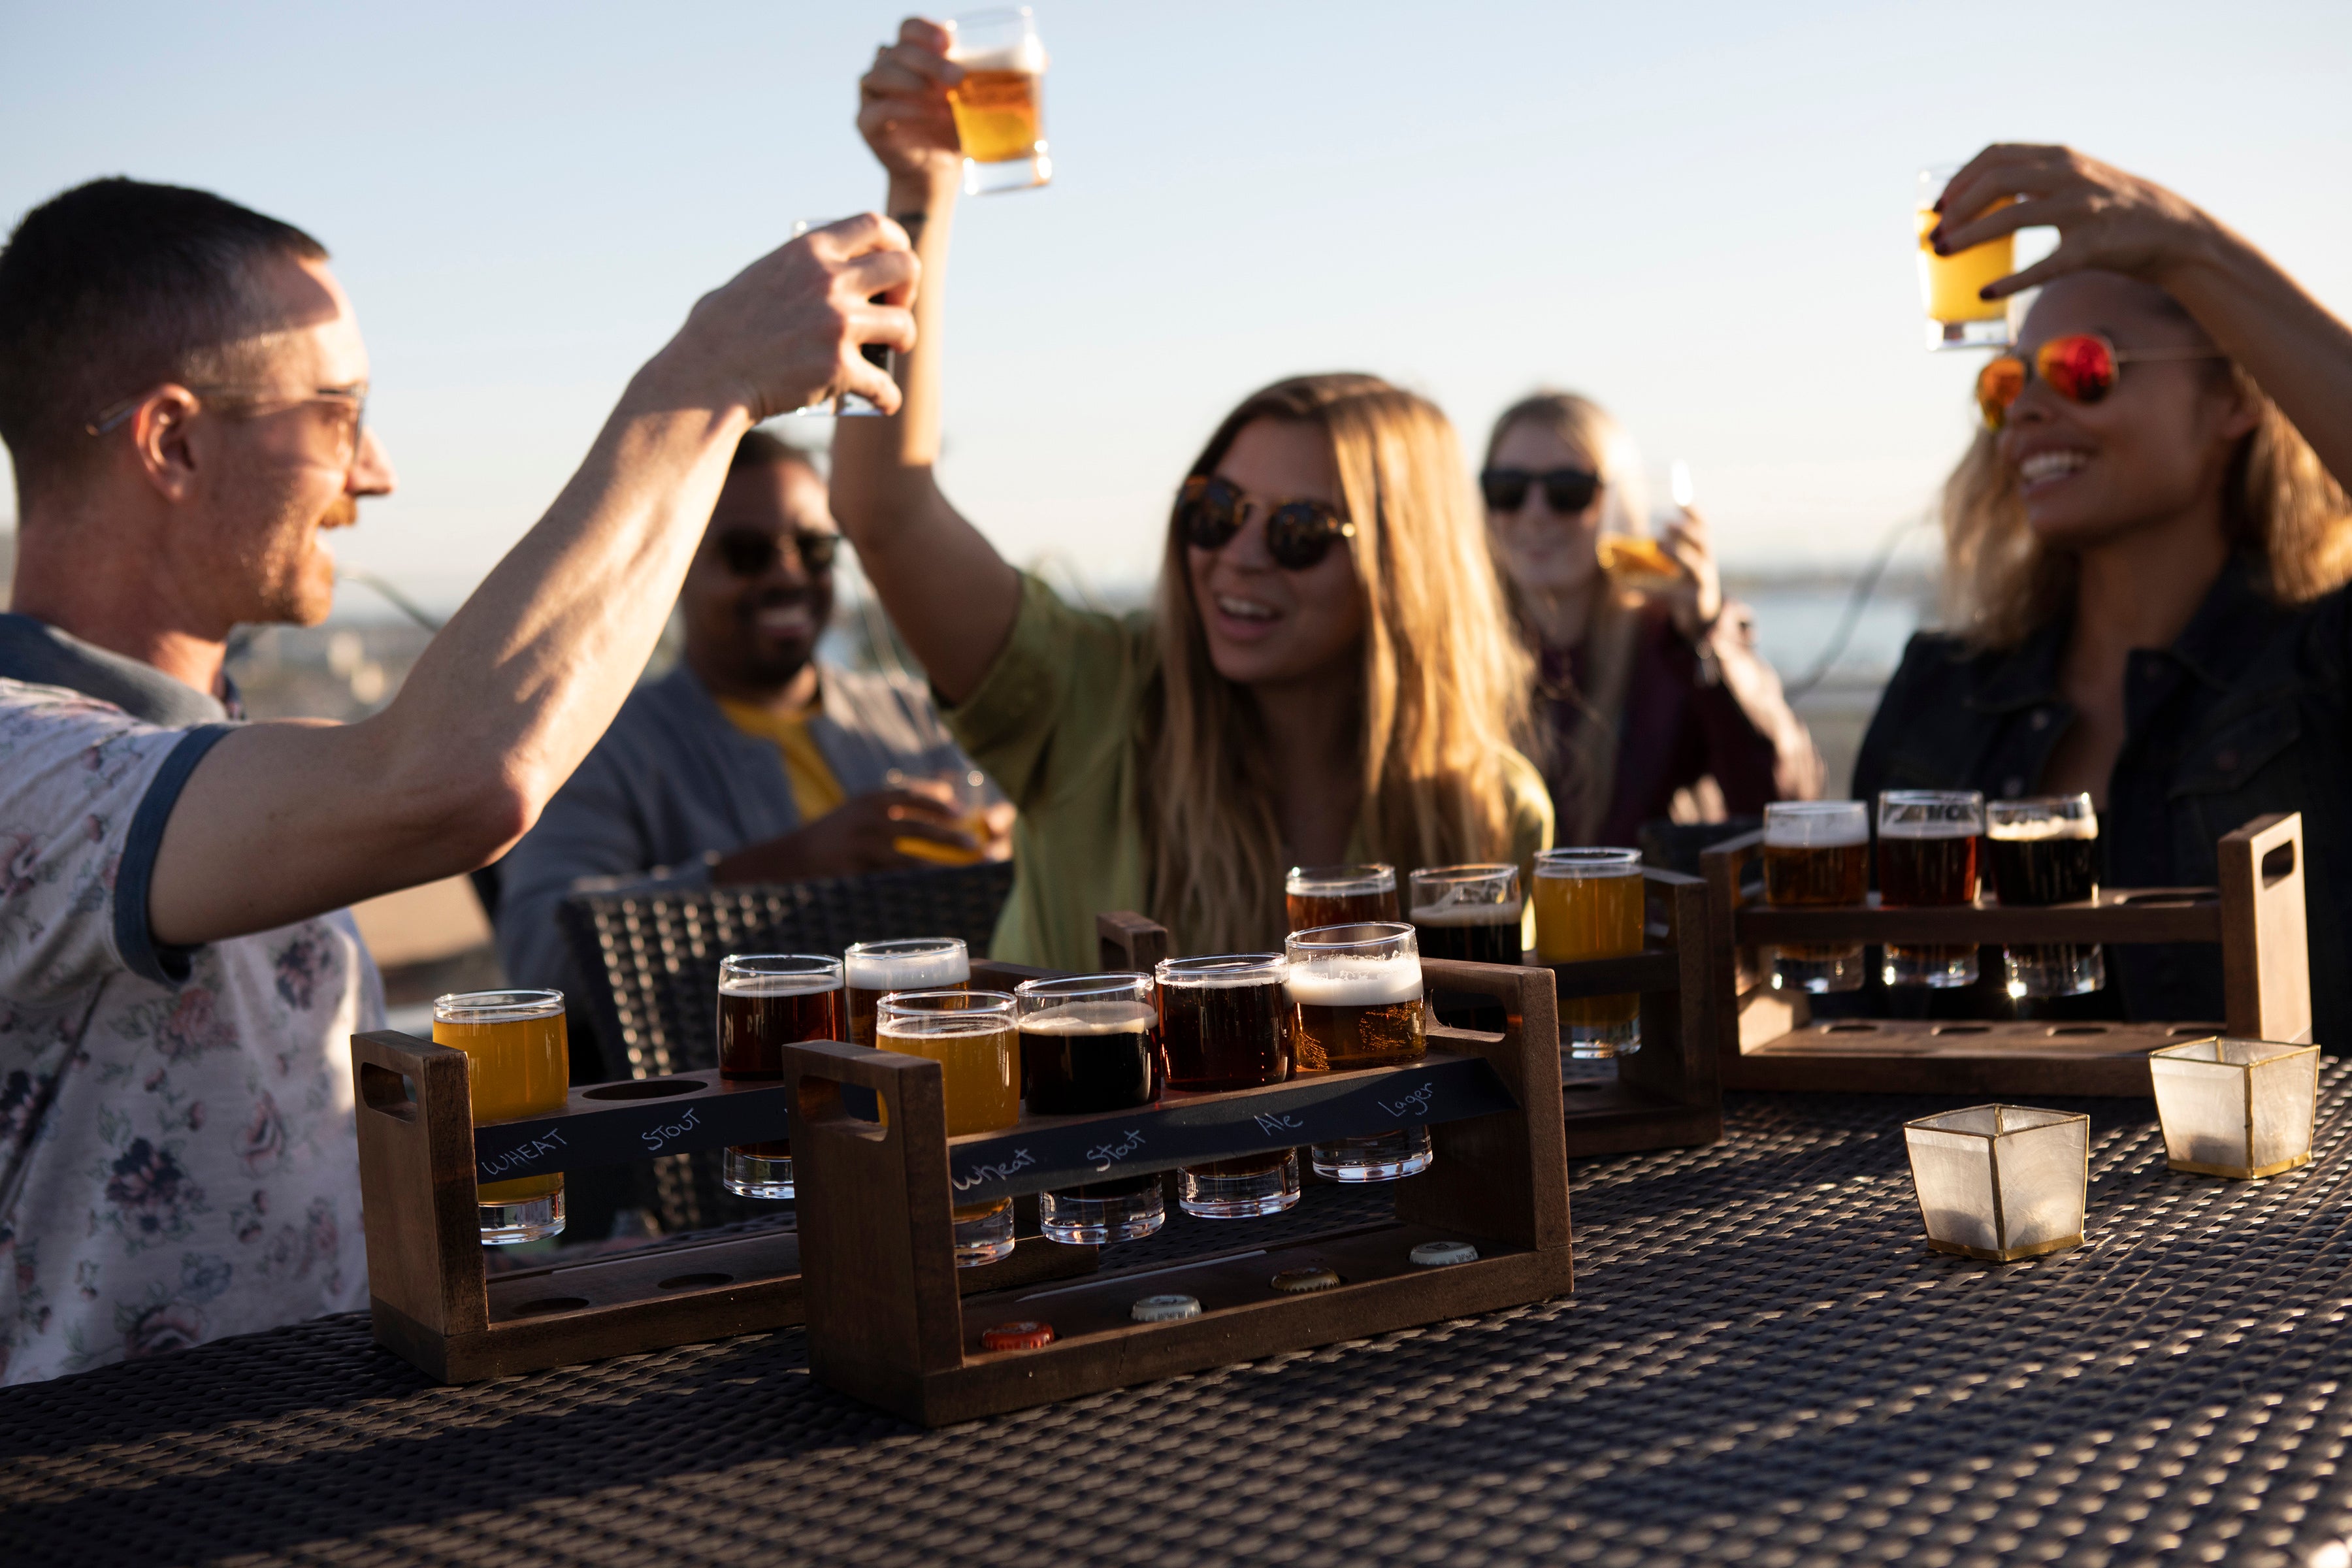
[1155,954,1298,1218]
[1285,863,1399,933]
[1877,790,1985,987]
[877,989,1022,1265]
[1287,923,1432,1181]
[1987,794,2105,999]
[717,955,843,1199]
[1533,848,1644,1058]
[432,989,569,1244]
[947,8,1051,195]
[843,937,970,1049]
[1016,973,1165,1243]
[1762,802,1870,994]
[1918,164,2015,351]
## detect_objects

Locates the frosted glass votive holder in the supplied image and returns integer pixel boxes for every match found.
[2149,1036,2320,1180]
[1903,1103,2089,1262]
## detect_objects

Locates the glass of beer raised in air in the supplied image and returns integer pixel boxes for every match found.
[432,989,569,1244]
[1287,923,1431,1181]
[1286,864,1399,933]
[947,8,1051,195]
[1918,164,2015,351]
[843,937,970,1049]
[1878,790,1985,987]
[1987,794,2105,999]
[716,955,843,1200]
[1016,973,1165,1243]
[1533,848,1644,1058]
[1154,954,1298,1218]
[877,989,1022,1265]
[1763,802,1870,993]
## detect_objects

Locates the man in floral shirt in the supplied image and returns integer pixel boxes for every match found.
[0,178,919,1381]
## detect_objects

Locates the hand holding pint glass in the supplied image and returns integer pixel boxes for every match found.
[432,989,569,1244]
[1918,164,2016,350]
[945,8,1051,194]
[1878,790,1985,987]
[1763,802,1870,993]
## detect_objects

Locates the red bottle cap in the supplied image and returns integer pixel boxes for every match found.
[981,1320,1055,1351]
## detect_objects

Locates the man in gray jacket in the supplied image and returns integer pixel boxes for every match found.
[494,429,988,996]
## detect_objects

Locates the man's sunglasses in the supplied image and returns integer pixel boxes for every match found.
[1479,466,1601,515]
[715,528,840,577]
[1173,474,1356,570]
[1976,333,2228,431]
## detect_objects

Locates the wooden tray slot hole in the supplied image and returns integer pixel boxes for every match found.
[2046,1025,2108,1036]
[2262,841,2296,884]
[658,1272,734,1290]
[1931,1025,1990,1036]
[581,1077,704,1101]
[1822,1023,1879,1034]
[510,1296,591,1317]
[358,1062,417,1123]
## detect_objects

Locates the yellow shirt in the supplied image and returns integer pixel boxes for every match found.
[715,694,846,824]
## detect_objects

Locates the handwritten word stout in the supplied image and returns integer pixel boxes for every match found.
[1086,1129,1147,1170]
[638,1106,702,1154]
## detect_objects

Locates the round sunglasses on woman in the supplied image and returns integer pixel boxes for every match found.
[1975,333,2225,430]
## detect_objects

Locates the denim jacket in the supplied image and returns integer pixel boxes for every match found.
[1852,555,2352,1050]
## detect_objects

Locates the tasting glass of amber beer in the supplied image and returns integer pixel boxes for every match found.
[1918,164,2015,351]
[432,989,569,1243]
[946,8,1051,195]
[716,955,843,1199]
[1154,954,1298,1217]
[1762,802,1870,993]
[1286,863,1399,932]
[1286,923,1431,1181]
[1877,790,1986,987]
[844,937,970,1048]
[877,990,1022,1264]
[1015,973,1165,1243]
[1409,863,1521,1032]
[1987,794,2106,998]
[1533,848,1644,1057]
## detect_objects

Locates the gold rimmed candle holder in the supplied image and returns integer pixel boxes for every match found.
[1903,1103,2089,1262]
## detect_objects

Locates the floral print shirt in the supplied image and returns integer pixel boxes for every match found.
[0,674,379,1384]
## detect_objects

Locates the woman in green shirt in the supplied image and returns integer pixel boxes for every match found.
[832,21,1553,970]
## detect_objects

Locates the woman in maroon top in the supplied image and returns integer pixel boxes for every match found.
[1482,393,1822,845]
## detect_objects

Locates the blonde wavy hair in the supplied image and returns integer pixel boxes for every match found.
[1942,306,2352,648]
[1138,374,1535,955]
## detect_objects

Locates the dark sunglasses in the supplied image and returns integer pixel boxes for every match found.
[715,527,840,578]
[1976,333,2228,431]
[1173,474,1356,570]
[1479,466,1601,515]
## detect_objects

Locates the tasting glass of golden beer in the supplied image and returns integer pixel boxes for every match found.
[947,7,1051,195]
[1986,794,2105,999]
[844,937,970,1049]
[1763,801,1870,994]
[877,989,1022,1265]
[1286,922,1431,1181]
[1155,954,1299,1218]
[432,988,569,1244]
[1285,863,1399,933]
[717,955,843,1200]
[1533,847,1644,1058]
[1918,164,2015,351]
[1015,973,1165,1243]
[1877,790,1986,987]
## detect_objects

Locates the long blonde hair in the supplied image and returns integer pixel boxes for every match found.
[1139,374,1534,955]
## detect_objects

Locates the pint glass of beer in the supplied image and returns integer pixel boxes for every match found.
[1877,790,1985,987]
[1987,794,2105,998]
[1016,973,1165,1243]
[1286,923,1431,1181]
[1533,848,1644,1057]
[843,937,970,1049]
[1918,165,2015,351]
[1762,802,1870,993]
[1154,954,1298,1218]
[717,955,843,1199]
[946,8,1051,195]
[877,989,1022,1265]
[1286,863,1399,933]
[432,989,569,1244]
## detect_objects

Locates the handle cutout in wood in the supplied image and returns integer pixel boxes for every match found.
[359,1062,417,1122]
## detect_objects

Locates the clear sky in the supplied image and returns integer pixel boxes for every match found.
[5,0,2348,611]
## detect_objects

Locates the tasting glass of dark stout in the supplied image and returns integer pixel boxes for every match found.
[1286,864,1399,934]
[1154,954,1299,1217]
[717,955,844,1198]
[1761,802,1870,993]
[1015,973,1166,1243]
[1286,923,1433,1180]
[1876,790,1985,987]
[1409,863,1522,1032]
[1986,794,2104,998]
[843,937,970,1049]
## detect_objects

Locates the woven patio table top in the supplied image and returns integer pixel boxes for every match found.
[8,1072,2352,1568]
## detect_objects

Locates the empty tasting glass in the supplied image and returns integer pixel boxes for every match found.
[1763,802,1870,993]
[844,937,970,1049]
[1286,863,1399,932]
[1533,848,1644,1057]
[1985,794,2105,999]
[1154,954,1299,1218]
[1015,973,1166,1243]
[1287,923,1432,1181]
[1409,863,1521,1032]
[432,989,569,1244]
[945,7,1052,195]
[877,990,1022,1265]
[1877,791,1985,988]
[716,955,843,1199]
[1916,163,2015,351]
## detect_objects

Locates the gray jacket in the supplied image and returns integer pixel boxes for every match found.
[494,662,974,994]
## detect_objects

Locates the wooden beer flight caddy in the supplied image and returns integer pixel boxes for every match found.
[1699,811,2313,1096]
